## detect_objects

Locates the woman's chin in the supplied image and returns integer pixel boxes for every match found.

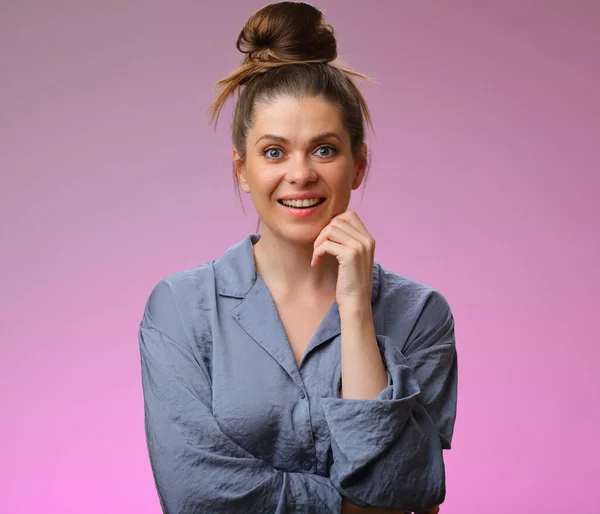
[275,223,325,246]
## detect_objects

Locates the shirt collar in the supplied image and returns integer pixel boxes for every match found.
[214,232,381,303]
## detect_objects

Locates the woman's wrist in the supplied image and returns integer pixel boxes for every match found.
[338,299,373,322]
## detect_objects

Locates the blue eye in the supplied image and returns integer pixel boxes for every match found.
[316,146,337,158]
[262,145,337,160]
[264,147,283,159]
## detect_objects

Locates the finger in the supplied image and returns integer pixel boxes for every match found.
[311,239,348,267]
[335,210,369,235]
[312,223,332,253]
[332,213,375,251]
[312,223,359,261]
[329,217,370,244]
[315,223,360,250]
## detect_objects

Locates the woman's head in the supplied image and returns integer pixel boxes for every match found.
[209,1,375,243]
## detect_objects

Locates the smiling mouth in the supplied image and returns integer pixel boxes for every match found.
[277,198,326,209]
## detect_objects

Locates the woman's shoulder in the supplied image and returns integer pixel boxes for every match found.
[140,260,216,338]
[375,263,453,320]
[142,235,253,329]
[159,260,216,298]
[156,233,255,301]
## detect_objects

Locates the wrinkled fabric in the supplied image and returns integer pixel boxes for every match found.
[138,233,458,514]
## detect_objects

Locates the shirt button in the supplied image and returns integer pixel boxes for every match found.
[300,391,306,399]
[303,461,311,471]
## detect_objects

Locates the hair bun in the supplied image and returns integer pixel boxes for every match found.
[236,1,337,65]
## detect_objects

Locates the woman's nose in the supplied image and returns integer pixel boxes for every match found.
[285,157,317,184]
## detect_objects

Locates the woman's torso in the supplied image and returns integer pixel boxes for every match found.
[165,234,437,477]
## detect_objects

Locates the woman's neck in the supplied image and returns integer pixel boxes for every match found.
[253,228,338,300]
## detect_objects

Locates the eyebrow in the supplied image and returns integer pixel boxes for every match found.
[254,132,343,146]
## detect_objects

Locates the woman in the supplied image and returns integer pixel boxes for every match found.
[138,2,458,513]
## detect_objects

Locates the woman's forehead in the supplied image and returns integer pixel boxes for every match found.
[250,96,346,142]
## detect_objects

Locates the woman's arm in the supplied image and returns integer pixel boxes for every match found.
[339,303,388,400]
[322,291,457,512]
[337,304,442,514]
[139,280,342,513]
[311,212,457,512]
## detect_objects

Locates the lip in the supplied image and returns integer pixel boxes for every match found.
[278,198,326,218]
[278,193,326,201]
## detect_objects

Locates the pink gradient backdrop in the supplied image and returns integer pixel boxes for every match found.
[1,1,598,512]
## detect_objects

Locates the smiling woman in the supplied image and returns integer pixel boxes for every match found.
[137,2,458,513]
[235,95,366,242]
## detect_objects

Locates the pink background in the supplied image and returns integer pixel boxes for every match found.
[2,1,598,512]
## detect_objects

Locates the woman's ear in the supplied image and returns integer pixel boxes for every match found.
[233,148,250,193]
[351,142,368,190]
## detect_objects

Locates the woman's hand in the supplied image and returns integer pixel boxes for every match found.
[311,210,375,310]
[314,212,440,514]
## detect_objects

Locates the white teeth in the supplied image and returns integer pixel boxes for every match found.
[281,198,323,208]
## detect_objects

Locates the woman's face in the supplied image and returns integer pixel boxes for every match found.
[234,94,367,245]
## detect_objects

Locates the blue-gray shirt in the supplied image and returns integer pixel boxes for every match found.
[138,233,458,513]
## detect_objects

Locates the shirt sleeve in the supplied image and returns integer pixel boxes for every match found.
[138,280,342,514]
[320,290,458,512]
